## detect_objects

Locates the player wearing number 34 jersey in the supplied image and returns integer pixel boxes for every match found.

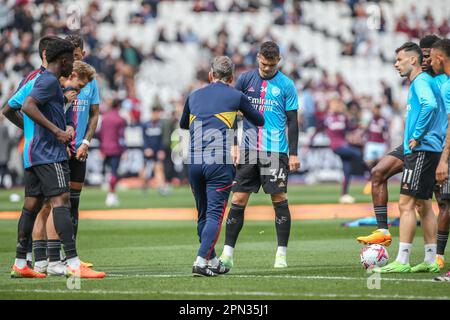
[220,41,300,270]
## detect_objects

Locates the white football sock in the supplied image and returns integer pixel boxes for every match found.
[276,246,287,256]
[195,256,207,267]
[396,242,412,264]
[424,244,437,264]
[26,252,33,262]
[34,260,48,268]
[208,257,219,268]
[377,229,390,235]
[67,257,81,269]
[222,245,234,257]
[14,259,27,269]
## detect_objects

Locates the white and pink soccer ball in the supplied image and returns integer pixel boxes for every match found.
[360,244,389,269]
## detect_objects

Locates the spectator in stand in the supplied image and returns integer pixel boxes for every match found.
[301,80,316,130]
[438,19,450,37]
[228,0,243,12]
[101,8,115,24]
[99,99,127,207]
[242,26,258,45]
[341,41,355,56]
[120,40,143,70]
[395,14,410,35]
[157,27,169,42]
[144,0,160,18]
[204,0,219,12]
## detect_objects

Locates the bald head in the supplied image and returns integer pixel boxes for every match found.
[210,56,234,83]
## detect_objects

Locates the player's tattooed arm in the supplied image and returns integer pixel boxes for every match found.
[84,104,100,142]
[1,102,24,130]
[436,114,450,184]
[76,104,100,162]
[22,96,71,144]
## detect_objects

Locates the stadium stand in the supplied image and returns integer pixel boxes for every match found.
[0,0,449,188]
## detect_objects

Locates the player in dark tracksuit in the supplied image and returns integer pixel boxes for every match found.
[180,56,264,277]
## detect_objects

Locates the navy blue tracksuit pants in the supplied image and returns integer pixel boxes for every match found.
[188,164,235,259]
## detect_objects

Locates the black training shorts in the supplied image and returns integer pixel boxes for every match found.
[25,161,70,198]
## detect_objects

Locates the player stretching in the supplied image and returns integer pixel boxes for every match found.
[219,41,300,269]
[430,39,450,281]
[374,42,445,273]
[356,35,447,252]
[9,38,105,278]
[180,56,264,276]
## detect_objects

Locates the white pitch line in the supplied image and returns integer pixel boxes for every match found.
[104,273,437,283]
[0,288,447,300]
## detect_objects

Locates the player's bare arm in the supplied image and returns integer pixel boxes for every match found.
[2,103,24,130]
[76,103,99,162]
[436,114,450,184]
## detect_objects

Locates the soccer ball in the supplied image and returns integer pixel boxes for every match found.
[360,244,389,269]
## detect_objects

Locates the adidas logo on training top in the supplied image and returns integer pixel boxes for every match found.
[248,86,255,92]
[402,183,409,190]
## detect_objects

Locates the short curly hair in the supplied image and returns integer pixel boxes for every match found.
[65,34,84,50]
[45,38,75,63]
[259,41,280,60]
[38,35,60,59]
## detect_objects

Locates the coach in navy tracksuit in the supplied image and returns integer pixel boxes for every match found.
[180,56,264,277]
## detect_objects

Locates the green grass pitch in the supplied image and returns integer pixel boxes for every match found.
[0,183,402,211]
[0,219,448,300]
[0,183,446,300]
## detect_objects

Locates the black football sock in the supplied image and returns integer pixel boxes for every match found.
[52,206,77,260]
[16,208,39,260]
[224,203,246,248]
[47,240,61,262]
[437,230,449,255]
[33,240,47,263]
[70,188,81,239]
[374,205,389,230]
[273,200,291,247]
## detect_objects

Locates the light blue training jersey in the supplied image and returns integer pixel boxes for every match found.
[403,72,445,155]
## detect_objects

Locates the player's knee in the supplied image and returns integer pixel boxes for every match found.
[437,199,450,216]
[23,197,44,213]
[399,197,414,214]
[231,193,249,207]
[271,193,286,203]
[50,193,70,208]
[370,165,386,185]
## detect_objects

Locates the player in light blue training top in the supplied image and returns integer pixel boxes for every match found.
[63,35,101,269]
[374,42,443,274]
[430,39,450,280]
